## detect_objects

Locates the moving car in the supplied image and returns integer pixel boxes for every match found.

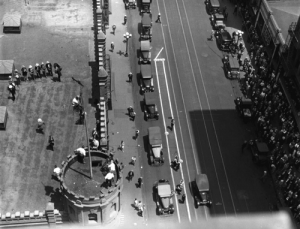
[148,127,164,166]
[155,179,174,215]
[192,174,212,207]
[141,13,152,41]
[141,0,152,13]
[140,64,154,93]
[140,40,151,64]
[125,0,136,9]
[144,93,159,120]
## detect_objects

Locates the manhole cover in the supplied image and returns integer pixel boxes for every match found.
[202,53,208,57]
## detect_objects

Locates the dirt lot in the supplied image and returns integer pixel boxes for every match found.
[0,0,97,213]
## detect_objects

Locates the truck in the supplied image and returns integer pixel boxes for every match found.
[141,0,152,13]
[148,126,164,166]
[141,13,152,41]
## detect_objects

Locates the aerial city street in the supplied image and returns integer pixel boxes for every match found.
[0,0,300,228]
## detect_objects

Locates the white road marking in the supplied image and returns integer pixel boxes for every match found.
[154,47,164,60]
[154,59,181,223]
[179,0,237,215]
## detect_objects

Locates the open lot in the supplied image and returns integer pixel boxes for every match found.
[0,0,96,213]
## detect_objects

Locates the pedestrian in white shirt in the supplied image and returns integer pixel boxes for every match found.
[74,147,86,164]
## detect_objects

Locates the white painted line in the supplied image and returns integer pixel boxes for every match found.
[180,0,237,215]
[154,59,181,223]
[154,47,164,60]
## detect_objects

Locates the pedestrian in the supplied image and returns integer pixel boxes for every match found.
[40,62,46,77]
[131,111,136,121]
[108,160,116,173]
[105,172,114,187]
[270,164,276,173]
[54,63,62,82]
[242,140,248,152]
[156,13,161,23]
[135,130,139,139]
[37,118,45,133]
[92,128,98,139]
[48,135,54,151]
[138,204,144,217]
[111,42,114,52]
[78,110,86,124]
[118,162,125,172]
[112,24,116,35]
[53,165,62,180]
[128,106,133,115]
[131,156,137,165]
[209,30,215,41]
[134,198,139,210]
[8,83,16,101]
[224,11,228,21]
[21,65,28,81]
[74,146,86,164]
[124,15,127,25]
[233,4,238,15]
[15,72,20,87]
[46,61,53,76]
[171,118,174,131]
[35,63,41,78]
[222,6,227,15]
[137,177,143,188]
[128,72,133,82]
[128,170,134,181]
[181,193,186,204]
[28,65,34,81]
[119,140,125,152]
[260,170,268,183]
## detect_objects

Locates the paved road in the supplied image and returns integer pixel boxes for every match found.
[127,0,279,227]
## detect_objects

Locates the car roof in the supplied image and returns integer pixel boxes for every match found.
[141,40,151,51]
[148,126,162,145]
[241,98,252,105]
[196,174,209,191]
[145,93,156,105]
[158,183,171,197]
[255,142,269,153]
[141,64,152,77]
[142,13,152,25]
[220,30,232,41]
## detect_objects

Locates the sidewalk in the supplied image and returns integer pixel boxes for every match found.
[105,1,146,228]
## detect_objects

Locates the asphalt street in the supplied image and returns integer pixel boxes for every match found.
[127,0,279,226]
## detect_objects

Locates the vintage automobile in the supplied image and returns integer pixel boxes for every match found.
[192,174,212,207]
[216,29,234,52]
[211,13,225,30]
[148,126,164,166]
[140,64,154,93]
[141,0,152,13]
[155,179,174,215]
[125,0,137,9]
[223,54,240,78]
[141,13,152,41]
[249,140,270,165]
[205,0,220,15]
[234,97,253,120]
[140,40,151,64]
[144,93,159,120]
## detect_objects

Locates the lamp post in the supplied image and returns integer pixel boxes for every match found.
[123,32,132,57]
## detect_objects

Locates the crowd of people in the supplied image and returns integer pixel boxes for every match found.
[232,2,300,224]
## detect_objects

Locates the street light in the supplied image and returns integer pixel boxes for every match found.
[123,32,132,57]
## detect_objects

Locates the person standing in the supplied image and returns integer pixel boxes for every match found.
[260,170,268,183]
[37,118,45,133]
[171,118,174,131]
[112,24,116,35]
[105,172,114,187]
[209,30,215,41]
[181,193,186,204]
[28,65,34,81]
[135,130,139,139]
[21,65,28,81]
[8,83,16,101]
[128,170,134,181]
[156,13,161,23]
[54,63,62,82]
[128,72,133,82]
[131,111,136,121]
[137,177,143,188]
[48,135,55,151]
[111,42,115,52]
[35,63,41,78]
[131,156,137,166]
[53,165,62,180]
[124,15,127,25]
[233,4,238,15]
[118,162,125,172]
[74,147,86,164]
[134,198,139,210]
[15,71,20,87]
[119,140,125,152]
[46,61,53,76]
[40,62,46,77]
